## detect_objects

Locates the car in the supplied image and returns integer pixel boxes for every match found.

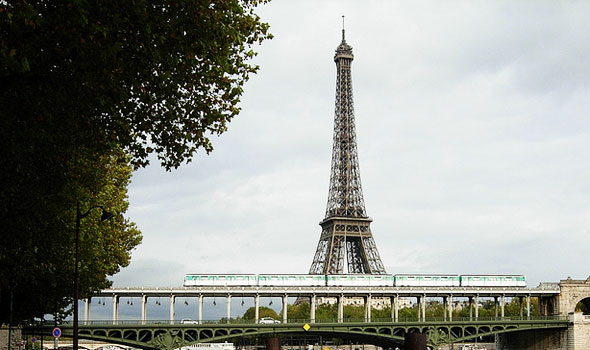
[258,317,280,324]
[180,319,199,324]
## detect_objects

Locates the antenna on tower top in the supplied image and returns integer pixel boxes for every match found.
[342,15,345,41]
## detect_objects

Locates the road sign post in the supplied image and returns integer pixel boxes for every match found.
[52,328,61,350]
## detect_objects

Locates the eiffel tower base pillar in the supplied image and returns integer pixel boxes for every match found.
[404,332,426,350]
[265,336,281,350]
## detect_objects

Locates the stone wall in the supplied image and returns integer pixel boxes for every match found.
[568,313,590,350]
[0,326,22,350]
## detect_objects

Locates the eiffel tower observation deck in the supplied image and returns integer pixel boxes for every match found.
[309,24,386,275]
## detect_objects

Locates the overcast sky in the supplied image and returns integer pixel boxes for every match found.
[107,0,590,303]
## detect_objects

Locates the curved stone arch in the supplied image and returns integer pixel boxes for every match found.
[558,277,590,314]
[574,296,590,314]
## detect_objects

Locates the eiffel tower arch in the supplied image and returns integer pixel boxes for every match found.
[309,26,386,275]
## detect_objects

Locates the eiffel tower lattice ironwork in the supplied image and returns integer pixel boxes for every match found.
[309,26,386,275]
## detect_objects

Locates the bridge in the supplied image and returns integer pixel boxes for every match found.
[21,278,590,350]
[85,284,561,325]
[23,316,569,350]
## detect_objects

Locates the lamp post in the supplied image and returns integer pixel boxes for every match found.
[73,202,114,350]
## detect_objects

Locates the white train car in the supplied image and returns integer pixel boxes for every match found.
[394,274,460,287]
[460,275,526,287]
[257,274,326,287]
[184,274,257,287]
[326,274,394,287]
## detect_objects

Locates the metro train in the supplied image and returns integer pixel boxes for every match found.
[183,274,526,288]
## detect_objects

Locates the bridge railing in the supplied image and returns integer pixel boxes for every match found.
[34,315,568,327]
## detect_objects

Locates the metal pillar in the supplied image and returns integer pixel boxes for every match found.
[83,299,90,323]
[169,295,175,324]
[475,295,479,320]
[310,295,316,323]
[226,294,232,323]
[391,296,399,322]
[501,295,505,318]
[519,296,524,318]
[494,296,498,318]
[443,296,447,321]
[282,295,288,324]
[112,295,119,325]
[526,295,531,319]
[416,296,421,322]
[469,297,473,321]
[421,295,426,322]
[254,294,260,323]
[337,295,344,323]
[448,295,453,322]
[364,295,372,322]
[198,294,203,323]
[141,295,147,324]
[395,296,399,322]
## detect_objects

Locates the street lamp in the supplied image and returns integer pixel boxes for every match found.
[73,202,114,350]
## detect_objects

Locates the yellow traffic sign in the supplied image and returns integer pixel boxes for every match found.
[302,323,311,331]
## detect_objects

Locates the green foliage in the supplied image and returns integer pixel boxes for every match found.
[0,148,141,324]
[285,302,310,320]
[315,303,337,320]
[0,0,272,170]
[372,306,391,320]
[399,306,417,319]
[241,306,279,320]
[0,0,270,324]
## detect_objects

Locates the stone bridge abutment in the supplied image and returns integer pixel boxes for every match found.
[497,277,590,350]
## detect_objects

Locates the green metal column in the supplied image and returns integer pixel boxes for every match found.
[519,296,523,318]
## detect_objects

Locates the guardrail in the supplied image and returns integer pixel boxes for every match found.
[33,315,568,327]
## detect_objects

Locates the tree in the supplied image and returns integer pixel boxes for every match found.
[398,306,417,320]
[241,306,279,321]
[1,0,272,170]
[0,0,271,323]
[285,302,310,321]
[0,147,142,324]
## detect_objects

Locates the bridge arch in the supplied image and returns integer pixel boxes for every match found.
[575,297,590,314]
[557,277,590,315]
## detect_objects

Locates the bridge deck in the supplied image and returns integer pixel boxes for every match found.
[96,285,560,298]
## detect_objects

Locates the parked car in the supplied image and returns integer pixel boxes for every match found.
[258,317,280,324]
[180,319,199,324]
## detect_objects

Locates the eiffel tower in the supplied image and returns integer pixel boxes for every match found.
[309,25,386,275]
